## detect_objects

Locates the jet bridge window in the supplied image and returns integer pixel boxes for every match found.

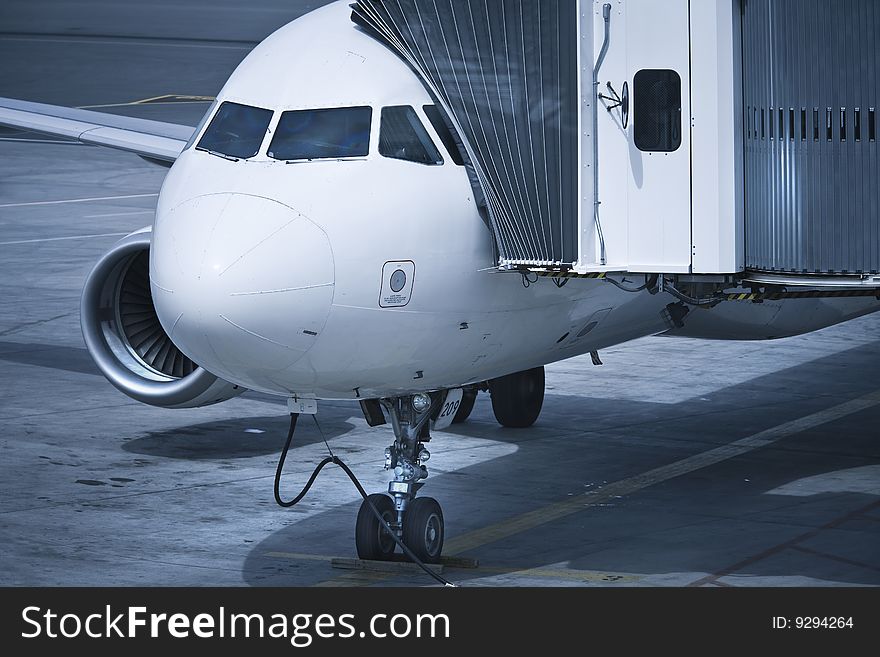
[379,106,443,165]
[268,106,372,161]
[196,101,273,160]
[633,69,682,152]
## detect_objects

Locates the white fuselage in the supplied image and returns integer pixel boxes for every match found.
[148,1,880,401]
[147,2,675,399]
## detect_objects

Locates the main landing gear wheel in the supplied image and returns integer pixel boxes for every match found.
[403,496,444,563]
[355,493,397,561]
[489,366,545,428]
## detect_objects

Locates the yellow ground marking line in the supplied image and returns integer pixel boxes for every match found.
[132,94,215,104]
[314,573,391,587]
[78,94,215,109]
[263,551,334,563]
[443,389,880,556]
[472,566,640,584]
[265,552,418,586]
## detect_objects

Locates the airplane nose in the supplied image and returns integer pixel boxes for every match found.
[150,193,334,386]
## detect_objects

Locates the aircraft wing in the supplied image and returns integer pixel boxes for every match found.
[0,97,195,163]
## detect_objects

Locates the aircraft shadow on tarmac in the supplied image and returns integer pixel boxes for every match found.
[238,411,880,587]
[234,345,880,587]
[0,341,100,377]
[121,415,297,460]
[2,339,878,585]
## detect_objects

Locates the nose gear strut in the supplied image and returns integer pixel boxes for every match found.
[358,396,444,564]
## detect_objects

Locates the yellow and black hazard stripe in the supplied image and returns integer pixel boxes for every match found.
[726,289,880,301]
[530,270,608,280]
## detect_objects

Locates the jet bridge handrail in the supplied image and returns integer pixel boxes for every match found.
[592,3,612,266]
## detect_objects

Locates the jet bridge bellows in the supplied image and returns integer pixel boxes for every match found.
[352,0,581,267]
[351,1,879,283]
[743,0,880,275]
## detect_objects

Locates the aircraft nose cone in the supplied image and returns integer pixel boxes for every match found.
[150,193,334,386]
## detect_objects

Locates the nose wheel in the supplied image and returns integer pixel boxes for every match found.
[403,496,444,563]
[354,494,445,564]
[355,493,397,561]
[353,394,447,565]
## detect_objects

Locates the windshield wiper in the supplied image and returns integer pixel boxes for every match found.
[196,147,240,162]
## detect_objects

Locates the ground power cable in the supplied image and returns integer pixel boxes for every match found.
[273,413,456,587]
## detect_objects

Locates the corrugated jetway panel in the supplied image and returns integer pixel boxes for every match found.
[351,0,583,267]
[743,0,880,275]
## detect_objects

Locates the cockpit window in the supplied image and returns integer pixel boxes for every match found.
[423,105,465,166]
[184,99,218,151]
[196,101,273,160]
[268,107,372,161]
[379,106,443,165]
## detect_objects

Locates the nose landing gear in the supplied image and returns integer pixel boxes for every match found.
[354,394,445,564]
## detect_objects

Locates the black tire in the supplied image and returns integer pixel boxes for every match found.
[451,389,478,424]
[488,366,545,428]
[355,493,397,561]
[402,497,444,564]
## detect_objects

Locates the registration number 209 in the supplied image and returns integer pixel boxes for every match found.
[432,389,464,431]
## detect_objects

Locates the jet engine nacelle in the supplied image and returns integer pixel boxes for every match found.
[80,228,245,408]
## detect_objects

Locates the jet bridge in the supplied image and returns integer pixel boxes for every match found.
[352,0,879,285]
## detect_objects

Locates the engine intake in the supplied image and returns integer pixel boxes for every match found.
[80,229,245,408]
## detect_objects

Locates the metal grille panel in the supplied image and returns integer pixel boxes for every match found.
[743,0,880,274]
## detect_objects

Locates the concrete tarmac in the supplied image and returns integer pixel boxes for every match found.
[0,1,878,587]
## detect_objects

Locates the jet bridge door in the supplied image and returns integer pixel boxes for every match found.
[597,0,693,273]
